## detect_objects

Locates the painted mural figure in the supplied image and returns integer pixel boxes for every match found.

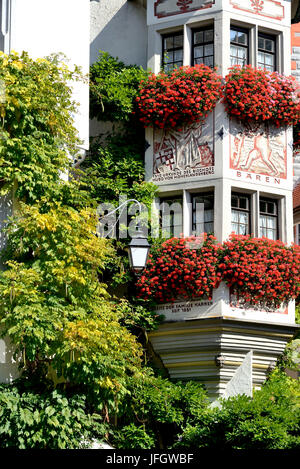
[238,134,279,176]
[154,120,214,176]
[230,122,286,179]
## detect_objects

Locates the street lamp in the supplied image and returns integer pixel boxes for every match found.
[97,199,150,274]
[128,229,150,275]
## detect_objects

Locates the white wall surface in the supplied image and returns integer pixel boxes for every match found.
[9,0,90,149]
[90,0,147,67]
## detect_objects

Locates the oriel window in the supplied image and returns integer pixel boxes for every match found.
[230,27,248,67]
[162,33,183,72]
[259,198,278,240]
[231,193,251,235]
[192,27,214,68]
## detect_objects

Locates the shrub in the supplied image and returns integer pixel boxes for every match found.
[90,52,148,122]
[0,386,104,449]
[174,371,300,449]
[114,424,155,449]
[114,373,209,449]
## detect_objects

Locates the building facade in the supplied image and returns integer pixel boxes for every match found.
[141,0,299,400]
[0,0,299,400]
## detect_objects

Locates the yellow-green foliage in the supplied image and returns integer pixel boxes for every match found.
[0,201,143,410]
[0,51,81,201]
[5,201,111,302]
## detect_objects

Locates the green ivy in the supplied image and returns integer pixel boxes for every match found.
[90,51,148,122]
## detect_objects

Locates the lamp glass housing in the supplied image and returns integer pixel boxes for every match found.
[128,233,150,272]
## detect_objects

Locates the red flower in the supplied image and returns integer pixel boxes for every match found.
[137,233,300,309]
[136,65,222,130]
[223,65,300,128]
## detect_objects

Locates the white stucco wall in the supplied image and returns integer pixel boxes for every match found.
[90,0,147,67]
[9,0,90,149]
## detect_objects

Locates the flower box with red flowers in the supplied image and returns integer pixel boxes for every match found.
[137,234,300,310]
[223,65,300,128]
[136,64,222,130]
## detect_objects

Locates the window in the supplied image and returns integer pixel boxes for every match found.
[192,193,214,235]
[258,33,276,72]
[231,193,251,235]
[159,198,183,238]
[259,198,278,240]
[192,26,214,67]
[162,33,183,72]
[230,27,248,67]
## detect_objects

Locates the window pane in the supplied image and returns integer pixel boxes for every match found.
[258,51,264,63]
[205,222,214,233]
[232,223,239,233]
[192,194,214,234]
[194,46,203,58]
[230,45,237,57]
[204,29,214,42]
[267,229,276,240]
[259,198,278,240]
[204,56,213,67]
[258,37,264,49]
[265,38,274,52]
[165,52,174,63]
[164,37,174,49]
[174,50,183,61]
[193,28,214,67]
[265,54,274,65]
[238,31,247,44]
[160,199,182,238]
[260,215,267,228]
[232,210,239,223]
[260,227,267,237]
[260,201,266,213]
[174,35,183,47]
[231,194,250,235]
[231,195,238,208]
[267,217,275,229]
[163,34,183,70]
[239,224,248,235]
[204,44,213,56]
[194,31,203,44]
[204,209,213,223]
[237,47,247,59]
[230,30,237,42]
[239,212,248,225]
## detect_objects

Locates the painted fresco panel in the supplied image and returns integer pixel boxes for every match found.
[153,115,214,182]
[230,121,287,180]
[230,0,284,21]
[154,0,214,18]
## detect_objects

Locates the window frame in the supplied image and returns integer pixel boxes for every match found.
[159,196,183,238]
[259,196,278,240]
[257,31,276,72]
[230,26,249,67]
[191,192,214,235]
[231,192,251,236]
[191,25,214,68]
[161,31,184,72]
